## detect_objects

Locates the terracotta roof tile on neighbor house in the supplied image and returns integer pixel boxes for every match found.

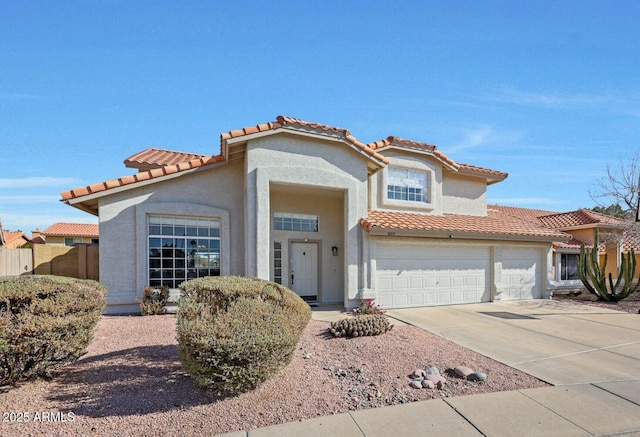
[41,223,99,237]
[1,230,31,248]
[488,204,561,222]
[124,148,208,171]
[360,209,570,241]
[553,237,591,250]
[538,209,623,229]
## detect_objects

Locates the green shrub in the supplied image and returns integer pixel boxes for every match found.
[176,276,311,394]
[329,314,393,338]
[0,275,107,386]
[139,285,170,315]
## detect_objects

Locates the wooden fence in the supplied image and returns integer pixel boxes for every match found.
[33,243,99,280]
[0,248,33,276]
[0,244,99,280]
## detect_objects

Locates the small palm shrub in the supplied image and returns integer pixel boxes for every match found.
[176,276,311,394]
[0,275,107,386]
[139,285,170,315]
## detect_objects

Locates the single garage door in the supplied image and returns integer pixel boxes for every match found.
[375,242,490,308]
[496,247,542,300]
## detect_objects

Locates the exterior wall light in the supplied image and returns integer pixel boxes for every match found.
[331,246,338,256]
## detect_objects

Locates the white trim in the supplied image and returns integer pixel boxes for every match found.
[380,165,434,212]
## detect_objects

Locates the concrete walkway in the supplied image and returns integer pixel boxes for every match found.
[221,300,640,436]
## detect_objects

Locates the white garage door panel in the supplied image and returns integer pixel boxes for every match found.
[376,243,490,308]
[498,247,542,300]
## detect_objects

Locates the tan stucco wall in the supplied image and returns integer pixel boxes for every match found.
[368,150,488,216]
[441,172,487,216]
[98,160,245,313]
[245,133,370,306]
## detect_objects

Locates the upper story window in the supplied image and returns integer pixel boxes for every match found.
[387,167,429,203]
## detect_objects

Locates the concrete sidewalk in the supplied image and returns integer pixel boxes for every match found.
[221,301,640,436]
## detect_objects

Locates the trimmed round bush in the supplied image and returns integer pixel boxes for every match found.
[0,275,107,386]
[176,276,311,394]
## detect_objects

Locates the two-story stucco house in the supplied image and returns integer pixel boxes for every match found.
[62,116,571,314]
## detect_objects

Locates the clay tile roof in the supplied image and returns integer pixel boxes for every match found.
[1,230,31,247]
[622,230,640,252]
[220,115,389,165]
[553,237,591,250]
[220,121,282,141]
[124,148,208,170]
[538,209,623,229]
[61,155,224,201]
[367,136,507,182]
[369,136,437,152]
[360,209,570,241]
[488,205,560,222]
[41,222,99,237]
[457,163,508,181]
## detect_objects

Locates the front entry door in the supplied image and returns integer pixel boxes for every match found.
[290,242,318,301]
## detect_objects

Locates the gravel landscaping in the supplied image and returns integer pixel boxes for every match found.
[0,312,551,436]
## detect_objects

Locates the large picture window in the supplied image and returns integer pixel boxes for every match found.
[148,215,220,288]
[387,167,429,203]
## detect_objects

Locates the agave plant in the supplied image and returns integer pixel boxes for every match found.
[577,229,640,302]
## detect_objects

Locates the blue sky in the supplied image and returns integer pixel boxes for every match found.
[1,1,639,233]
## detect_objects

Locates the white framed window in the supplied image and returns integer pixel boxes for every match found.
[64,237,83,246]
[273,241,283,284]
[561,253,579,280]
[273,213,319,232]
[147,215,220,289]
[387,167,429,203]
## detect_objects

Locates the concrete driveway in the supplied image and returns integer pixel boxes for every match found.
[229,300,640,436]
[386,299,640,386]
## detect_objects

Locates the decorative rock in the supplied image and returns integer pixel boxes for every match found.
[412,368,425,378]
[437,380,445,390]
[454,366,474,378]
[422,380,435,389]
[425,374,446,385]
[409,380,423,389]
[467,372,487,382]
[426,366,440,375]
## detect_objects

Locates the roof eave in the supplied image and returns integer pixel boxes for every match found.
[224,126,388,171]
[366,226,569,243]
[61,163,222,214]
[376,145,460,172]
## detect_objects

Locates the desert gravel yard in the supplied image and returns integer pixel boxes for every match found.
[0,312,553,437]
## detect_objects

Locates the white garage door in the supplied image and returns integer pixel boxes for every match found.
[497,247,542,300]
[375,243,490,308]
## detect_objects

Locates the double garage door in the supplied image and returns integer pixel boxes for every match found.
[375,242,542,308]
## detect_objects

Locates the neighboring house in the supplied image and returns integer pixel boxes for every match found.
[33,223,99,246]
[1,216,31,248]
[1,231,31,249]
[62,115,572,314]
[492,205,640,291]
